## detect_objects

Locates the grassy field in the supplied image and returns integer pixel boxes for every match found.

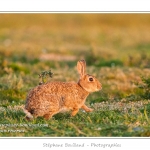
[0,14,150,137]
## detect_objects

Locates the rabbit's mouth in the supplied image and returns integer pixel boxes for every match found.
[97,83,102,91]
[96,87,102,92]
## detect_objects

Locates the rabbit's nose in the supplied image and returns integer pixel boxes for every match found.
[97,83,102,90]
[99,86,102,90]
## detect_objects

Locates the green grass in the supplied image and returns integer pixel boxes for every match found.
[0,14,150,137]
[0,103,150,137]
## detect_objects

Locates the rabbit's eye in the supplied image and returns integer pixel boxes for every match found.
[89,77,93,81]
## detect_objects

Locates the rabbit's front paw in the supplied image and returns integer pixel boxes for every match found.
[87,108,93,112]
[81,104,93,112]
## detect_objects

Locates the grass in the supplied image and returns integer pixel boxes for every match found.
[0,14,150,137]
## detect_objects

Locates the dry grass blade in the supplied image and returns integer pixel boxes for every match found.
[68,122,87,136]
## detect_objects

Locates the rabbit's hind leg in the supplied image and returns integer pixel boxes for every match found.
[43,111,59,120]
[43,114,53,120]
[43,113,54,120]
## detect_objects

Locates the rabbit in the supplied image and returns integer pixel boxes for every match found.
[24,60,102,120]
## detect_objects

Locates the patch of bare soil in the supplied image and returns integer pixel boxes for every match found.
[40,53,77,61]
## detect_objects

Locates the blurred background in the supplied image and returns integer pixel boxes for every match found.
[0,14,150,66]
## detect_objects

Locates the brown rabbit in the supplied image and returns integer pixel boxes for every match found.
[24,60,102,120]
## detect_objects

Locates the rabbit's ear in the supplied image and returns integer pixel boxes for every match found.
[77,60,86,78]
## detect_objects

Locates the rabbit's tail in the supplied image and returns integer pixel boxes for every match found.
[23,108,34,120]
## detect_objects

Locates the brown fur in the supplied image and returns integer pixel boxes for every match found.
[24,60,102,120]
